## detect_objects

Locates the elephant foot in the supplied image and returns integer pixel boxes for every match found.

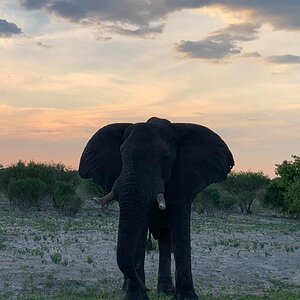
[157,278,175,296]
[173,289,199,300]
[124,288,149,300]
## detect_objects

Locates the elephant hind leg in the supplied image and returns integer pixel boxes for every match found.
[157,229,175,296]
[170,203,198,300]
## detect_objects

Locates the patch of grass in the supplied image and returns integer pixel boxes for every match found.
[19,288,300,300]
[1,196,299,300]
[208,238,242,250]
[0,229,6,251]
[191,213,300,235]
[50,252,62,265]
[86,255,94,264]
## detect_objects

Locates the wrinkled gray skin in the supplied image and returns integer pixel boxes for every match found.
[79,117,234,300]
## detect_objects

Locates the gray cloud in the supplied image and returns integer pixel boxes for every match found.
[0,19,22,38]
[241,51,262,58]
[19,0,173,36]
[176,23,259,60]
[217,1,300,31]
[36,41,53,49]
[18,0,300,36]
[265,54,300,64]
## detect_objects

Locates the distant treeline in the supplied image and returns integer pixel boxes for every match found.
[0,156,299,218]
[194,155,300,218]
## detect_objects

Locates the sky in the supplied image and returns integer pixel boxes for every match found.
[0,1,300,177]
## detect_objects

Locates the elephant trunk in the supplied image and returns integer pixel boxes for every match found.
[116,188,149,292]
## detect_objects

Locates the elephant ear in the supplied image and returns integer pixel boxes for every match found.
[170,123,234,198]
[79,123,132,192]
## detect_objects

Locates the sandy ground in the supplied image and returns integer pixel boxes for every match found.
[0,196,299,299]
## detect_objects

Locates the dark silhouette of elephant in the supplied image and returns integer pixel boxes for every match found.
[79,117,234,300]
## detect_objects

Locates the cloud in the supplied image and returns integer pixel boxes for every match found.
[215,1,300,31]
[36,41,53,49]
[241,51,262,58]
[176,23,259,60]
[19,0,171,36]
[0,19,22,38]
[18,0,300,37]
[265,54,300,64]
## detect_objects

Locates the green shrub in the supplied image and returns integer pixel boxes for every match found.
[50,252,62,264]
[263,179,287,213]
[0,167,6,191]
[55,194,83,216]
[1,160,84,215]
[284,180,300,216]
[54,181,74,198]
[49,162,81,188]
[81,179,104,197]
[0,228,5,251]
[194,185,235,216]
[53,181,83,216]
[218,194,235,211]
[2,161,56,189]
[272,156,300,217]
[7,178,48,207]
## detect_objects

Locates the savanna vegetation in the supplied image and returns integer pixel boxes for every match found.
[0,156,299,299]
[0,160,101,216]
[1,156,299,218]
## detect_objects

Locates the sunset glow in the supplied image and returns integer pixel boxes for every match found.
[1,1,300,176]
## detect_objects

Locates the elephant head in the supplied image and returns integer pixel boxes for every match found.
[79,117,234,296]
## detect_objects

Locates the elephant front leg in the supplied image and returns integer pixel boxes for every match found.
[123,224,149,300]
[157,230,175,296]
[170,204,198,300]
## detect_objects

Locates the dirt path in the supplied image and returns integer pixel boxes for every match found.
[0,197,299,299]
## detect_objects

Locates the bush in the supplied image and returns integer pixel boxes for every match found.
[80,179,104,198]
[7,178,48,208]
[49,163,81,189]
[55,194,83,216]
[53,181,83,216]
[197,186,221,216]
[194,185,235,216]
[263,179,287,213]
[270,156,300,217]
[1,160,84,216]
[284,181,300,216]
[1,160,56,190]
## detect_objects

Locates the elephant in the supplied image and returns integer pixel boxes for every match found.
[78,117,234,300]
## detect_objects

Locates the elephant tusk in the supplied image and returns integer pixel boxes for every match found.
[157,193,166,210]
[94,191,114,211]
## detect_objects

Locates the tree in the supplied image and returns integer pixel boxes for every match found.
[284,180,300,216]
[263,178,287,213]
[194,184,235,216]
[274,156,300,216]
[221,171,270,214]
[275,155,300,186]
